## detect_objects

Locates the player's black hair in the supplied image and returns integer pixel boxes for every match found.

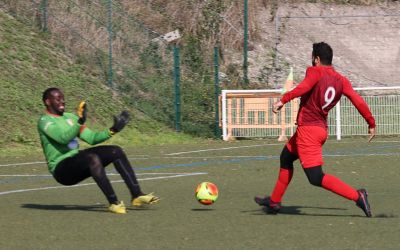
[42,87,61,103]
[312,42,333,65]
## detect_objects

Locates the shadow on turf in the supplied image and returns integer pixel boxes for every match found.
[22,203,108,213]
[191,208,215,211]
[242,205,381,218]
[22,203,158,213]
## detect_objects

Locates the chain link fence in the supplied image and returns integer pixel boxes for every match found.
[1,0,399,138]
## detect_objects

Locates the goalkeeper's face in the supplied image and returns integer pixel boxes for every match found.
[45,90,65,116]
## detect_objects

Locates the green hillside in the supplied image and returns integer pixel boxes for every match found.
[0,11,195,156]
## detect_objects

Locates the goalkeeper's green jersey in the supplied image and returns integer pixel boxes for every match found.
[37,112,111,174]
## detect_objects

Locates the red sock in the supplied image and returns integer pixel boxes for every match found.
[321,174,359,201]
[270,168,293,203]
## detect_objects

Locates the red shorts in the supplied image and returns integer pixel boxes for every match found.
[286,126,328,168]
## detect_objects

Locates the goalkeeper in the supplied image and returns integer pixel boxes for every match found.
[38,87,159,214]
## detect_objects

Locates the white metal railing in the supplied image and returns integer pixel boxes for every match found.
[221,87,400,141]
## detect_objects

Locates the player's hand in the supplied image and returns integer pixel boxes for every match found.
[110,110,130,134]
[368,127,376,142]
[273,101,284,114]
[77,101,87,125]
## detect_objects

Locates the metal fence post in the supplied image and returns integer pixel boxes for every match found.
[336,101,341,140]
[274,15,280,88]
[40,0,48,32]
[214,46,221,138]
[243,0,249,85]
[107,0,113,88]
[173,43,181,132]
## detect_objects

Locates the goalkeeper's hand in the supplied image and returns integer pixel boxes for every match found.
[109,110,130,135]
[77,101,87,125]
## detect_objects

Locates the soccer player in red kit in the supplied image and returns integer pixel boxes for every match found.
[255,42,376,217]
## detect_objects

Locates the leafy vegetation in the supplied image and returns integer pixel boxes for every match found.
[0,11,196,156]
[0,0,389,155]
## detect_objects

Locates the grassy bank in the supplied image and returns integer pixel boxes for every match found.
[0,10,200,157]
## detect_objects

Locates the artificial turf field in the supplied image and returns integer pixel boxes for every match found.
[0,138,399,250]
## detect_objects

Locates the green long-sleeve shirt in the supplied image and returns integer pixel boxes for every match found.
[37,112,111,174]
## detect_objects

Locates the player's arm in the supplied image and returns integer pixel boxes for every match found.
[281,67,320,103]
[79,127,111,145]
[79,110,131,145]
[273,67,320,113]
[38,117,80,145]
[77,102,111,145]
[342,78,376,142]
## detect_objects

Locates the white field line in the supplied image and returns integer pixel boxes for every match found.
[1,152,397,177]
[325,153,400,157]
[0,161,46,167]
[128,156,264,160]
[164,143,281,156]
[0,156,151,167]
[162,152,400,158]
[159,156,268,159]
[0,174,52,177]
[0,172,203,177]
[1,140,399,167]
[0,172,207,196]
[370,140,400,143]
[325,140,400,144]
[0,143,278,167]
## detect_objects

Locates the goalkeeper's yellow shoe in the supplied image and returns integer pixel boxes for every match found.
[132,193,160,207]
[108,201,127,214]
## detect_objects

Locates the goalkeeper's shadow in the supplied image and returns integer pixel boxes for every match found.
[21,203,107,213]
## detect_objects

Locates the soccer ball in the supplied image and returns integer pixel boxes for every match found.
[195,182,219,205]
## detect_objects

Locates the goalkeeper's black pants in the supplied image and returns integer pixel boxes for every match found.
[54,145,142,204]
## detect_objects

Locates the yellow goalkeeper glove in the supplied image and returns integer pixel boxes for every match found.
[77,101,87,125]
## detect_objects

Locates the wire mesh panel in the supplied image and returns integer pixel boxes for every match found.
[329,90,400,137]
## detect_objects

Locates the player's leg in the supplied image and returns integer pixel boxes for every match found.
[270,146,297,203]
[54,151,126,214]
[85,145,159,206]
[303,165,358,200]
[85,145,143,197]
[255,134,298,213]
[297,126,371,217]
[303,166,371,217]
[304,166,359,200]
[297,126,358,199]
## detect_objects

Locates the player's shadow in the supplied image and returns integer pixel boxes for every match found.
[21,203,106,213]
[243,205,368,218]
[281,207,396,218]
[280,205,354,217]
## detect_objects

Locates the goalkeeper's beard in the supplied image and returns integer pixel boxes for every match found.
[50,104,65,116]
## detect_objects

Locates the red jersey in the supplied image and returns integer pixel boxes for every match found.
[281,66,375,129]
